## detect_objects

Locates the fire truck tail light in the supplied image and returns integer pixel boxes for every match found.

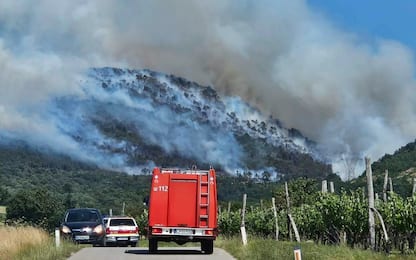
[152,228,163,234]
[205,230,213,235]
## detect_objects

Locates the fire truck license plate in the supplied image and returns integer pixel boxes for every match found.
[174,229,192,235]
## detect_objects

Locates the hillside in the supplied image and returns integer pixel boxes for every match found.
[0,145,287,213]
[0,145,150,215]
[1,139,415,217]
[349,139,416,196]
[1,67,332,181]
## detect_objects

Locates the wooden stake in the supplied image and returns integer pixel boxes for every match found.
[272,197,279,241]
[240,194,247,245]
[371,208,389,243]
[389,177,393,193]
[285,182,290,211]
[329,181,334,193]
[383,170,388,202]
[285,182,299,242]
[412,178,416,196]
[366,157,375,250]
[321,180,328,193]
[285,182,292,241]
[288,214,300,242]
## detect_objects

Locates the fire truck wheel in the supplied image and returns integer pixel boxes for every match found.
[201,240,213,254]
[149,238,158,253]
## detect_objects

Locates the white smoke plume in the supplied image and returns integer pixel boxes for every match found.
[0,0,415,178]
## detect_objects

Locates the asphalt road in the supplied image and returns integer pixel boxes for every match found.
[67,247,236,260]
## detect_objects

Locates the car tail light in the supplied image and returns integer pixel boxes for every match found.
[152,228,162,234]
[106,227,111,234]
[205,230,213,235]
[135,227,139,233]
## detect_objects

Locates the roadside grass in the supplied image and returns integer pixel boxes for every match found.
[0,226,82,260]
[214,236,416,260]
[4,228,415,260]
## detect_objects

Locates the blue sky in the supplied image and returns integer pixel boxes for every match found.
[308,0,416,53]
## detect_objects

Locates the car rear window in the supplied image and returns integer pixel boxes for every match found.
[109,218,135,226]
[66,210,99,222]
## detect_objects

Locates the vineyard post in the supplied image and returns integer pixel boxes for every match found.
[272,197,279,241]
[240,193,248,245]
[329,181,334,193]
[412,178,416,196]
[366,157,376,250]
[321,180,328,193]
[285,182,292,241]
[383,170,388,202]
[389,177,393,193]
[227,201,231,214]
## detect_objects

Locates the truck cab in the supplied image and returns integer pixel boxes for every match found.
[147,167,218,254]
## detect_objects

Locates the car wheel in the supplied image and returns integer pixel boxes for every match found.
[130,242,137,247]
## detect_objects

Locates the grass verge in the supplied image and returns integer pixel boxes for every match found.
[0,226,81,260]
[215,236,416,260]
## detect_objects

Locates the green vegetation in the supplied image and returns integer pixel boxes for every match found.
[6,188,63,231]
[1,139,416,257]
[0,146,151,228]
[217,186,416,254]
[350,139,416,197]
[215,237,416,260]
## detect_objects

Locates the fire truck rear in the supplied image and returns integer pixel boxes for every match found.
[147,167,218,254]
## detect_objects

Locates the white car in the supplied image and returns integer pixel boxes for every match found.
[103,216,140,247]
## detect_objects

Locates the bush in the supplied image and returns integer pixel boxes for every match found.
[6,188,64,231]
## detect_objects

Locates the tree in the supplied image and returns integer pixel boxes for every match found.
[274,178,319,210]
[6,187,64,231]
[0,186,10,205]
[262,171,271,183]
[63,183,74,209]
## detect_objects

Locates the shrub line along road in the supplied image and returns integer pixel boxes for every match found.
[67,247,236,260]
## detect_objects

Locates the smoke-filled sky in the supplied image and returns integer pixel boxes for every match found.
[0,0,415,177]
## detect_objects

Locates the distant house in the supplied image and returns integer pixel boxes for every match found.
[0,206,6,224]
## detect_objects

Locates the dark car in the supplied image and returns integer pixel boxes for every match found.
[60,208,106,246]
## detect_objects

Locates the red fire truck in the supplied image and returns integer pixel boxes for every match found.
[147,167,218,254]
